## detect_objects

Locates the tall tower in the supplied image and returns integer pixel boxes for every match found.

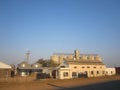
[26,51,30,63]
[74,50,80,60]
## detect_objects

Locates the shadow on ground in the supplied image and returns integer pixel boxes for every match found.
[49,80,120,90]
[47,83,66,89]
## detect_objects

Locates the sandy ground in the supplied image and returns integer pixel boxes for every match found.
[61,80,120,90]
[0,75,120,90]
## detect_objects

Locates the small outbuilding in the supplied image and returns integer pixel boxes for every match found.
[0,61,11,78]
[17,61,43,76]
[105,68,116,76]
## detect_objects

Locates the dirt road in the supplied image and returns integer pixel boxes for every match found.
[0,75,120,90]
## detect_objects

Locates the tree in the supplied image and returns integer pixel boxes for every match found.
[36,59,59,67]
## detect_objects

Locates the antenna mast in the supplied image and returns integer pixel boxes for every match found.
[26,51,30,63]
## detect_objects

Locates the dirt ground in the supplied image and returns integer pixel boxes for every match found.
[0,75,120,90]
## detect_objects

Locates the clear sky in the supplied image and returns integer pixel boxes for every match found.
[0,0,120,67]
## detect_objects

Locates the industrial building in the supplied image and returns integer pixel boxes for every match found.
[51,50,107,79]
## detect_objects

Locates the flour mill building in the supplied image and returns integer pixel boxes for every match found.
[51,50,107,79]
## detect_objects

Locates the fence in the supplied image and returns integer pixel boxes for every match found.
[0,76,36,82]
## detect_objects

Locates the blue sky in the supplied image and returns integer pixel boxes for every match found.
[0,0,120,67]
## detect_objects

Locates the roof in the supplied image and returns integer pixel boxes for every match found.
[66,60,105,65]
[18,67,43,70]
[18,67,53,71]
[55,60,69,70]
[18,61,29,65]
[0,61,11,69]
[31,62,42,66]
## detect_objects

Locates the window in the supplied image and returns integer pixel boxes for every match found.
[61,66,65,68]
[74,66,77,69]
[91,71,94,74]
[87,66,90,68]
[97,71,99,74]
[72,72,77,78]
[63,72,68,77]
[82,66,85,68]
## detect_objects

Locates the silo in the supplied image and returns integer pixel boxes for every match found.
[95,55,102,61]
[89,55,94,60]
[50,55,59,64]
[81,55,87,60]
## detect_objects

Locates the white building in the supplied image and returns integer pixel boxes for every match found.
[55,59,106,79]
[105,68,116,76]
[50,50,107,79]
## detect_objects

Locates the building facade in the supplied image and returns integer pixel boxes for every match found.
[55,59,106,79]
[50,50,106,79]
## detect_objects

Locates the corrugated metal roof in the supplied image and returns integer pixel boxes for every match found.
[0,61,11,69]
[66,60,105,65]
[18,67,52,70]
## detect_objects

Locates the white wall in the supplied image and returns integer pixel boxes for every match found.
[0,61,11,69]
[105,68,116,76]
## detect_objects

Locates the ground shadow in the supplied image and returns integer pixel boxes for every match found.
[47,83,66,89]
[56,80,120,90]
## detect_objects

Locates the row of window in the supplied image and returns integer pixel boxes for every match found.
[90,71,105,75]
[63,71,105,77]
[74,66,103,69]
[79,56,100,60]
[106,71,114,74]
